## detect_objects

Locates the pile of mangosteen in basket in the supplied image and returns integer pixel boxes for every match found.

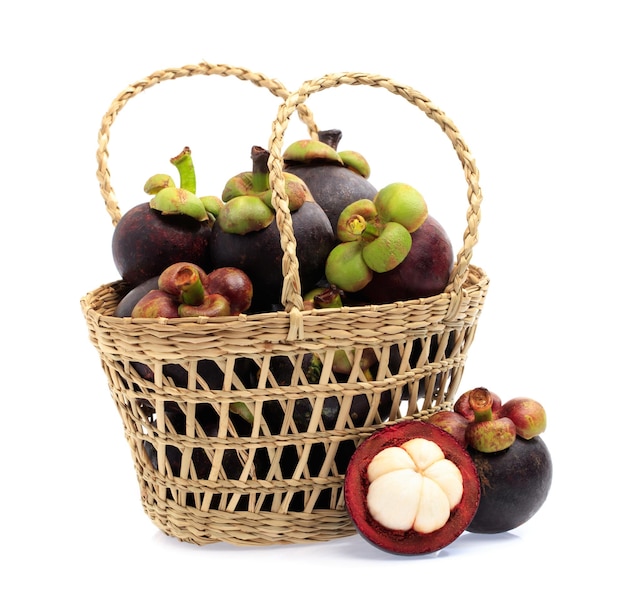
[110,130,552,555]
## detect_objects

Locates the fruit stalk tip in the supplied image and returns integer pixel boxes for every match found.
[468,387,494,422]
[170,146,197,194]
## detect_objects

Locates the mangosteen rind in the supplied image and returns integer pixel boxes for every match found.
[284,162,378,235]
[210,200,334,311]
[112,203,213,287]
[466,435,552,534]
[345,420,480,555]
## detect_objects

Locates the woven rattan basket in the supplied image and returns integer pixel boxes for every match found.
[80,63,489,546]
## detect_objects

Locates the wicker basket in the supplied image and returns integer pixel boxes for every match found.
[80,63,489,546]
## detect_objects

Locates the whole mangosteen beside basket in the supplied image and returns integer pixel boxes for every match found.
[80,62,489,546]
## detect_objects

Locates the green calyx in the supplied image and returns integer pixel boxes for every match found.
[326,183,428,292]
[217,146,313,235]
[145,147,221,222]
[338,150,371,178]
[466,388,517,453]
[362,222,412,273]
[200,195,223,221]
[374,182,428,233]
[150,187,208,221]
[217,195,274,235]
[144,173,175,195]
[283,138,344,165]
[283,130,372,179]
[325,241,373,293]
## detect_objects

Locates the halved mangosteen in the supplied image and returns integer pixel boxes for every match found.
[344,420,480,555]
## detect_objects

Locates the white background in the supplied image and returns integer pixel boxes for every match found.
[2,1,623,592]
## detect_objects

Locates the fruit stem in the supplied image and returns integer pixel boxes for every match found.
[229,402,255,425]
[250,146,271,193]
[468,387,494,422]
[305,354,323,384]
[176,265,206,305]
[171,147,197,194]
[345,215,381,240]
[318,129,342,150]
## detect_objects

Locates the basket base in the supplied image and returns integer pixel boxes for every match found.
[142,498,356,546]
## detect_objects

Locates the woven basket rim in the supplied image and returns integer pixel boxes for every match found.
[81,263,488,328]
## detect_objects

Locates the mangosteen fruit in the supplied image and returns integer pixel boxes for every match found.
[252,354,393,433]
[356,215,454,304]
[344,420,480,555]
[430,387,553,534]
[113,275,160,317]
[113,203,213,288]
[112,148,219,287]
[324,183,442,301]
[146,403,243,480]
[466,435,552,534]
[283,129,378,234]
[210,146,335,311]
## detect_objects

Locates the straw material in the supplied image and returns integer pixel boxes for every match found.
[81,63,489,546]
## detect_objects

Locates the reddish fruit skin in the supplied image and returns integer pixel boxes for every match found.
[114,276,160,317]
[344,420,480,555]
[112,203,213,287]
[467,436,552,534]
[465,416,517,453]
[427,410,470,448]
[131,289,179,318]
[355,216,453,304]
[178,293,231,317]
[496,397,547,439]
[204,267,253,315]
[454,389,503,421]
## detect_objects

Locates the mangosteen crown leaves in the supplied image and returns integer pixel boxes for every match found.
[283,135,371,179]
[144,147,221,223]
[222,171,312,212]
[448,388,548,454]
[217,195,274,235]
[149,187,209,222]
[325,183,429,292]
[283,138,344,166]
[218,146,314,234]
[374,183,428,233]
[366,438,464,534]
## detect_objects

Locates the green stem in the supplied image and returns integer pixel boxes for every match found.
[318,129,342,151]
[361,221,382,241]
[250,146,271,193]
[229,402,255,425]
[306,354,323,384]
[176,266,206,306]
[171,147,197,194]
[468,387,494,423]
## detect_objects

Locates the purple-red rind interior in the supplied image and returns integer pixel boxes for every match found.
[344,420,481,555]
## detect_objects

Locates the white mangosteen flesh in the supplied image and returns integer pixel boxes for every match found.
[366,438,463,534]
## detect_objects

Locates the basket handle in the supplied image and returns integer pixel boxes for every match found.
[95,62,318,226]
[268,72,483,334]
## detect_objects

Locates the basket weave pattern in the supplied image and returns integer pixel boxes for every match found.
[81,63,489,546]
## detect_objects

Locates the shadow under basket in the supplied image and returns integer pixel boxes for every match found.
[81,64,489,545]
[81,265,488,546]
